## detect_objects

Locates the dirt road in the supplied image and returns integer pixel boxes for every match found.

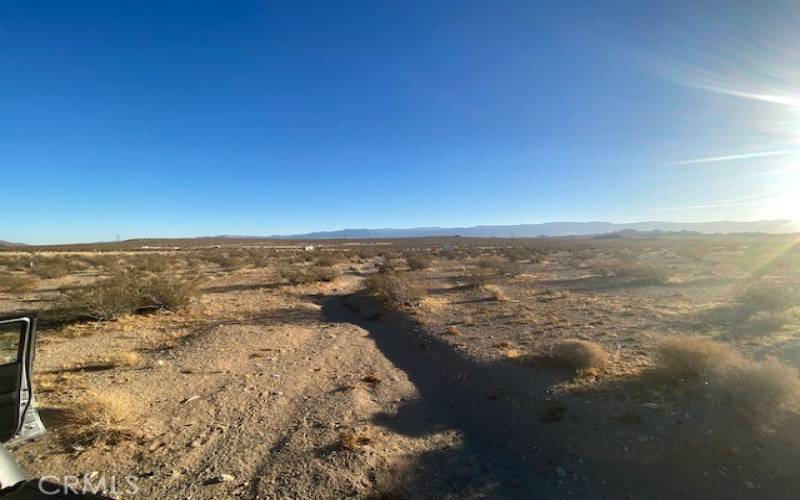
[10,273,526,498]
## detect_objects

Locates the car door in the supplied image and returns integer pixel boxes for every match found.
[0,316,44,443]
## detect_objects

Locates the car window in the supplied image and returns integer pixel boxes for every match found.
[0,322,22,366]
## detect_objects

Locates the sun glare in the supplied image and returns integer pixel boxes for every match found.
[765,169,800,220]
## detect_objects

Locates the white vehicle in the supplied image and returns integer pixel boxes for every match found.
[0,316,104,499]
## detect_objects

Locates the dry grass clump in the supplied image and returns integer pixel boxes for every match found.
[654,335,736,379]
[547,339,609,372]
[654,335,800,430]
[58,390,142,446]
[338,429,373,450]
[710,357,800,430]
[364,272,423,309]
[0,274,37,294]
[482,284,509,301]
[418,296,449,314]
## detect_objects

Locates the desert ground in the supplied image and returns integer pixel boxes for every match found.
[1,234,800,499]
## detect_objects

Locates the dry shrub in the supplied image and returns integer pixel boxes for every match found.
[547,339,609,372]
[460,268,493,289]
[59,390,141,446]
[482,284,509,301]
[654,335,736,379]
[202,252,245,270]
[0,255,28,271]
[738,282,795,312]
[31,257,70,279]
[52,269,200,322]
[364,272,423,309]
[502,247,532,263]
[137,273,201,311]
[274,261,299,281]
[477,256,522,276]
[377,260,400,274]
[53,273,141,322]
[710,357,800,430]
[405,253,433,271]
[81,254,123,273]
[279,264,338,285]
[315,252,344,267]
[248,252,272,268]
[654,335,800,430]
[0,274,37,294]
[308,266,339,283]
[129,254,172,273]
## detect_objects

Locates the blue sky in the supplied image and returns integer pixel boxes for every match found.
[2,1,799,244]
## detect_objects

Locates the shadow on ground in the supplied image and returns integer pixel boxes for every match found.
[321,295,586,499]
[321,293,800,500]
[667,301,793,338]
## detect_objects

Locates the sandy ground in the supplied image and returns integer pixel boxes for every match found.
[1,242,799,499]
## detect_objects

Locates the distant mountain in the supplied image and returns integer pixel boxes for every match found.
[272,220,800,239]
[0,240,23,246]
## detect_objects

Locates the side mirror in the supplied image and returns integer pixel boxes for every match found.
[0,316,44,443]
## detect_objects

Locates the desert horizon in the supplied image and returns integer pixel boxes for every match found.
[3,218,800,247]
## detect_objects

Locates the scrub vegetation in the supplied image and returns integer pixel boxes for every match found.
[3,233,800,498]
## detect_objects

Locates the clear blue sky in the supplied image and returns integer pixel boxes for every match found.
[2,1,799,244]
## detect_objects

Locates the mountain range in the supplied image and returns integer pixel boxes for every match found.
[270,220,800,239]
[5,220,799,246]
